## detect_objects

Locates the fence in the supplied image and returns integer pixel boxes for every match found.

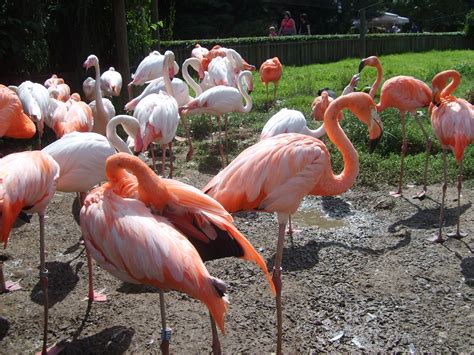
[163,33,473,67]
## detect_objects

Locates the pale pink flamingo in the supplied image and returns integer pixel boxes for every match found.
[359,55,432,198]
[191,44,209,80]
[260,57,283,103]
[0,85,36,139]
[48,95,94,138]
[83,54,116,136]
[44,74,71,102]
[179,70,253,167]
[0,151,59,354]
[82,77,96,102]
[100,66,122,97]
[429,70,474,243]
[16,80,50,147]
[128,50,179,100]
[80,153,234,354]
[204,92,383,354]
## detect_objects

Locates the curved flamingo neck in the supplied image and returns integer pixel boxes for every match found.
[106,153,170,212]
[91,58,108,135]
[369,60,383,99]
[303,124,326,139]
[237,71,252,113]
[316,95,360,195]
[106,115,140,154]
[440,71,460,99]
[182,58,203,96]
[162,52,175,98]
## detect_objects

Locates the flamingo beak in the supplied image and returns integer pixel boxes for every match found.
[83,60,90,70]
[358,60,366,73]
[368,134,382,153]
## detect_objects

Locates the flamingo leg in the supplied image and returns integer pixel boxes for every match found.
[265,84,269,103]
[38,212,49,355]
[273,83,278,104]
[150,145,157,171]
[390,111,406,197]
[86,249,107,302]
[0,261,22,293]
[217,115,226,168]
[224,114,229,150]
[159,290,171,355]
[447,159,467,239]
[209,312,222,355]
[180,115,194,161]
[168,143,174,179]
[430,149,448,243]
[127,83,133,102]
[161,144,166,177]
[209,116,214,143]
[287,216,295,247]
[413,115,432,199]
[272,222,286,355]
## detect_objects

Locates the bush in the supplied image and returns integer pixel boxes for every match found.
[465,10,474,37]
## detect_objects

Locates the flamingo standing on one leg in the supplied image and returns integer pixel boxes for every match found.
[429,70,474,243]
[260,57,282,104]
[0,151,59,354]
[80,153,232,355]
[204,92,383,354]
[358,55,432,198]
[0,85,36,140]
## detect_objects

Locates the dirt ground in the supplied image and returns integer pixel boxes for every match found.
[1,147,473,354]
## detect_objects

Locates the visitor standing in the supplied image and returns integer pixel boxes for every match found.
[299,13,311,35]
[278,11,296,36]
[269,26,278,37]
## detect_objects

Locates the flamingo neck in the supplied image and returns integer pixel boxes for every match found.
[106,115,141,154]
[92,61,108,136]
[237,72,252,113]
[440,71,460,99]
[182,58,202,96]
[303,124,326,139]
[162,54,175,98]
[316,96,359,195]
[369,61,383,99]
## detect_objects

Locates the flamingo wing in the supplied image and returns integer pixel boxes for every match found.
[261,108,307,139]
[0,85,36,139]
[380,76,431,112]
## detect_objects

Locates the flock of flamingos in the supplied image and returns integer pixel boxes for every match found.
[0,43,473,354]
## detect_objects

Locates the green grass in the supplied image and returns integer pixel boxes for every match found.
[182,50,474,187]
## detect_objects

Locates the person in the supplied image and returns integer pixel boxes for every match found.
[390,23,400,33]
[269,26,278,37]
[410,23,419,33]
[299,13,311,35]
[278,11,296,36]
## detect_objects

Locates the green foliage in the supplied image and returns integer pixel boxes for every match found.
[465,9,474,37]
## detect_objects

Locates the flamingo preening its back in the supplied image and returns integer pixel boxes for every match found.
[259,57,283,103]
[0,85,36,139]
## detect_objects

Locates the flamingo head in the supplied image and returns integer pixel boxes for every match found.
[350,73,360,87]
[358,56,380,72]
[83,55,98,70]
[367,106,383,153]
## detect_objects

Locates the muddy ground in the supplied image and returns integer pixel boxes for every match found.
[1,145,473,354]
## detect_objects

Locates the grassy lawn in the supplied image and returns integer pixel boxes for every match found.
[183,49,474,188]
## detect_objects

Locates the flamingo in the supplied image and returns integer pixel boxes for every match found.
[429,70,474,243]
[44,74,71,102]
[48,95,94,138]
[82,77,96,102]
[128,50,179,100]
[16,80,50,147]
[259,57,283,103]
[179,70,254,167]
[0,151,59,354]
[191,43,209,79]
[359,55,432,198]
[100,66,122,97]
[203,92,383,354]
[0,85,36,139]
[80,153,233,354]
[83,54,116,136]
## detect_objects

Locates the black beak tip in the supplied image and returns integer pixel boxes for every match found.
[368,135,382,153]
[358,61,365,73]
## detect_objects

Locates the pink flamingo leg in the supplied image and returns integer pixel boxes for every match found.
[161,144,166,177]
[210,313,222,355]
[180,116,194,161]
[0,261,22,292]
[208,116,214,143]
[429,149,448,243]
[272,222,286,355]
[159,290,171,355]
[447,159,468,239]
[127,83,133,102]
[217,115,226,168]
[168,143,174,179]
[413,115,432,200]
[38,212,49,355]
[86,250,107,302]
[390,111,406,197]
[273,83,278,104]
[150,145,157,171]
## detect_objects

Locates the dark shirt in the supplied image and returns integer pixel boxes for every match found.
[299,22,310,35]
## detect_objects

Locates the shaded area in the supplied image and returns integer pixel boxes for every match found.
[117,283,160,294]
[30,261,79,308]
[461,257,474,288]
[388,202,472,233]
[321,196,353,218]
[0,316,9,341]
[60,326,134,354]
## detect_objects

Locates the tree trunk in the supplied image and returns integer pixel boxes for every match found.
[113,0,130,103]
[151,0,161,52]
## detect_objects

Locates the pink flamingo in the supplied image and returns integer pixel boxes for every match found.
[179,70,254,167]
[100,66,122,97]
[359,55,432,198]
[204,92,383,354]
[0,151,59,354]
[48,95,94,138]
[429,70,474,243]
[44,74,71,102]
[260,57,283,103]
[82,153,274,354]
[0,85,36,139]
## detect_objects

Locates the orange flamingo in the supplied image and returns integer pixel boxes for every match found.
[359,55,432,198]
[81,153,274,354]
[204,92,383,354]
[429,70,474,243]
[0,85,36,139]
[259,57,283,103]
[48,95,94,138]
[0,151,59,354]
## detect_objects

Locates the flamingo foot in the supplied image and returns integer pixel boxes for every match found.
[428,233,444,244]
[2,280,22,292]
[389,190,402,198]
[84,288,107,302]
[35,342,65,355]
[412,189,426,200]
[447,231,468,239]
